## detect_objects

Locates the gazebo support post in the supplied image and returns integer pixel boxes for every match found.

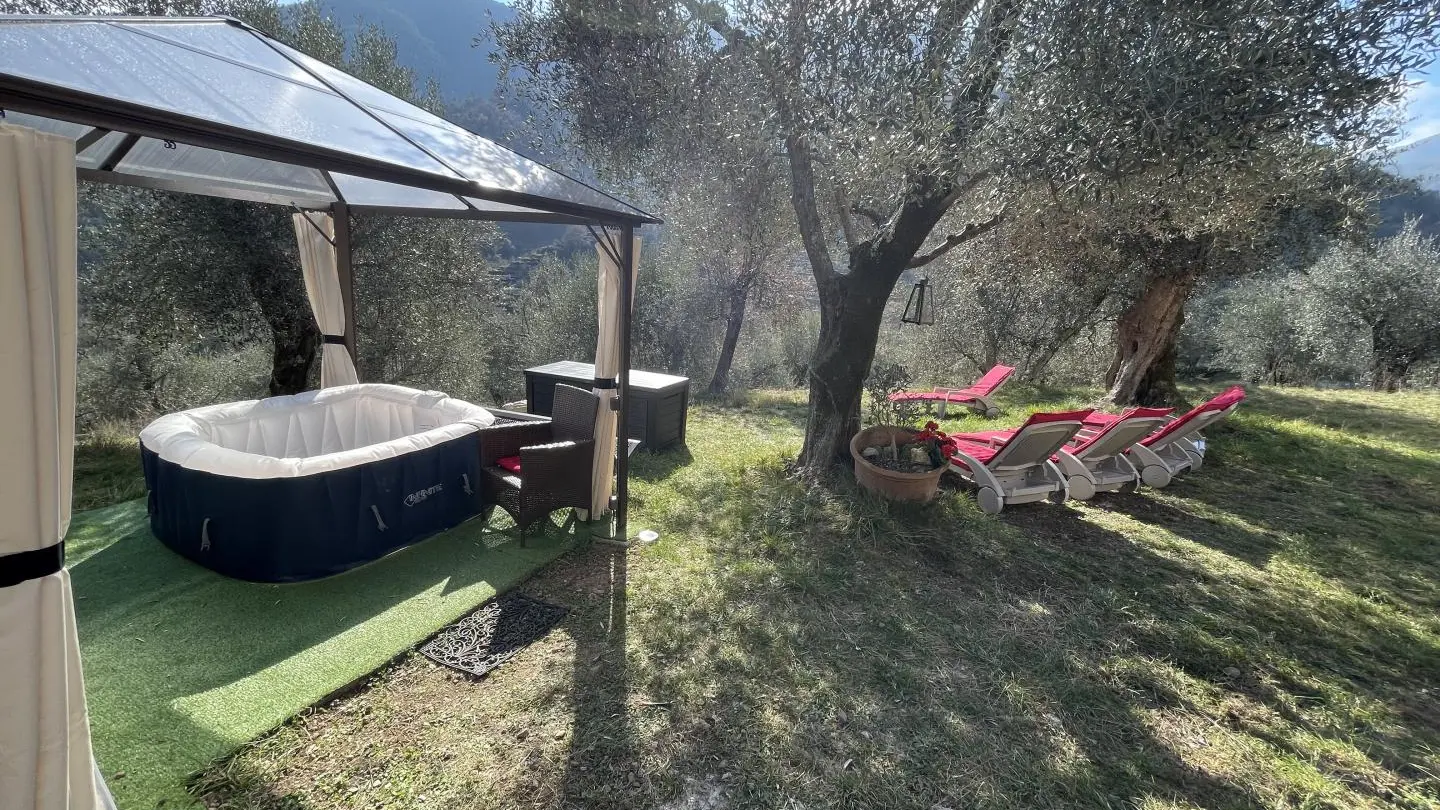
[331,200,357,359]
[616,223,636,542]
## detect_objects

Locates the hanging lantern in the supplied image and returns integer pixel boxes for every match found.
[901,277,934,325]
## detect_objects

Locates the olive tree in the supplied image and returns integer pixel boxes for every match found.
[495,0,1437,466]
[924,201,1133,381]
[1303,219,1440,390]
[657,150,796,394]
[1212,274,1311,385]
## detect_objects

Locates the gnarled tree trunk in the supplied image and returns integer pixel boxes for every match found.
[708,274,754,395]
[800,267,898,467]
[241,238,319,396]
[1106,236,1210,406]
[1370,325,1409,392]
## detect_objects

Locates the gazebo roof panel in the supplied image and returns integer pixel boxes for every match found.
[0,20,456,178]
[0,15,660,225]
[119,139,335,197]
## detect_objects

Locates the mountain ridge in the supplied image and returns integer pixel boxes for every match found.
[315,0,514,102]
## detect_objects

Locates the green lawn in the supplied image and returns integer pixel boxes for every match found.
[79,386,1440,809]
[68,495,574,809]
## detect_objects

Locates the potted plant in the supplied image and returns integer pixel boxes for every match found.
[851,420,954,503]
[851,363,954,502]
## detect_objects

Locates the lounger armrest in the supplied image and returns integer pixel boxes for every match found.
[478,422,554,465]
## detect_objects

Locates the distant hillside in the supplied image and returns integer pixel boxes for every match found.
[311,0,568,255]
[1381,135,1440,237]
[314,0,515,101]
[1394,134,1440,191]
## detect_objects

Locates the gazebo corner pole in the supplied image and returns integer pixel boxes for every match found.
[616,223,636,541]
[331,200,357,359]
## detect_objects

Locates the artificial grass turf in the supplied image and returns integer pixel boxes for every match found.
[66,499,573,809]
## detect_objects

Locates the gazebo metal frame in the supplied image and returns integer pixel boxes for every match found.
[0,12,658,540]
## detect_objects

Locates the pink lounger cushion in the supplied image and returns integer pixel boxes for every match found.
[956,407,1167,462]
[950,409,1094,463]
[1140,385,1245,447]
[956,429,1013,444]
[1081,411,1123,428]
[888,364,1016,403]
[948,438,1000,467]
[1083,387,1246,439]
[1071,406,1173,454]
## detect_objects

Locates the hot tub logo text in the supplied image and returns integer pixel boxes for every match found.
[405,483,443,507]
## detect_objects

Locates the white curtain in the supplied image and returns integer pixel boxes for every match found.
[590,232,641,517]
[293,212,359,387]
[0,125,111,810]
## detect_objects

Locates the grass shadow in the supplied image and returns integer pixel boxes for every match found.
[182,391,1440,810]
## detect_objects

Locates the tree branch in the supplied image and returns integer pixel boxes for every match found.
[939,169,995,210]
[833,183,859,249]
[908,213,1005,268]
[850,205,887,228]
[784,131,838,279]
[947,0,1020,149]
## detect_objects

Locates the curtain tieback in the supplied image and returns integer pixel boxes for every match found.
[322,335,347,346]
[0,541,64,588]
[592,377,617,389]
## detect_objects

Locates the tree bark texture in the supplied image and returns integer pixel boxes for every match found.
[708,276,752,394]
[795,173,972,467]
[1105,237,1210,406]
[1370,324,1409,392]
[801,268,900,467]
[241,236,319,396]
[780,0,1020,468]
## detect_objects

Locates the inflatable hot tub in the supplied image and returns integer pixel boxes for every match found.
[140,384,496,582]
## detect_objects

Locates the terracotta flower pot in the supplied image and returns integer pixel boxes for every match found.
[850,425,944,503]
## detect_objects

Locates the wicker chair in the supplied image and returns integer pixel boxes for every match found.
[478,384,600,533]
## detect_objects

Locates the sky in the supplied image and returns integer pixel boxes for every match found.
[1400,64,1440,147]
[280,0,1436,147]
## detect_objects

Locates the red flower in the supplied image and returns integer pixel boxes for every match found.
[925,421,940,432]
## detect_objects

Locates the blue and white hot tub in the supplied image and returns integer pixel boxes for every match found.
[140,384,495,582]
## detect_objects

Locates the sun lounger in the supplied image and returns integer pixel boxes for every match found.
[962,406,1175,500]
[888,364,1015,418]
[1080,386,1246,487]
[1057,407,1175,498]
[947,409,1095,514]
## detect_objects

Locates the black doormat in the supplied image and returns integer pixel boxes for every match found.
[419,592,568,678]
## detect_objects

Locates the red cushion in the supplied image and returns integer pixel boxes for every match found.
[1071,406,1173,454]
[887,364,1014,403]
[1013,408,1094,429]
[1082,412,1122,428]
[970,364,1015,394]
[948,438,998,468]
[955,429,1013,444]
[496,455,522,473]
[952,409,1091,464]
[888,391,944,402]
[1141,386,1246,447]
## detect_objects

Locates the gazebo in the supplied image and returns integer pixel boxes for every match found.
[0,14,658,809]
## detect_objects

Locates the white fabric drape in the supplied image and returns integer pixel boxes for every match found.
[292,212,360,387]
[590,233,641,517]
[0,125,110,810]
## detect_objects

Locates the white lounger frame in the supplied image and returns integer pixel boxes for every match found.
[1054,413,1173,499]
[1122,402,1241,488]
[931,389,1001,419]
[949,418,1094,514]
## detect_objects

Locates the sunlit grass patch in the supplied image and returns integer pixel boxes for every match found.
[160,386,1440,809]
